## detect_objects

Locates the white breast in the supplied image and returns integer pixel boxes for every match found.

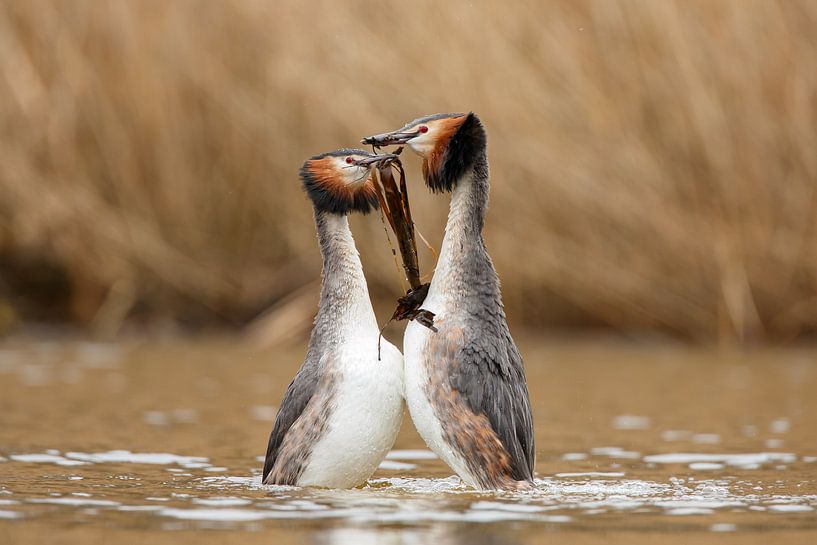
[403,298,479,488]
[298,335,404,488]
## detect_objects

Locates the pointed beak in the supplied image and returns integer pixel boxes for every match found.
[351,152,400,168]
[361,129,419,147]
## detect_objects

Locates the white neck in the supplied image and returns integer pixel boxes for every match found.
[427,172,480,301]
[312,213,378,347]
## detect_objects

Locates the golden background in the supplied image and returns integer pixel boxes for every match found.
[1,0,815,343]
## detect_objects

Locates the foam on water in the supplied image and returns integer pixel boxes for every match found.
[29,497,120,507]
[555,472,626,478]
[9,453,88,466]
[767,504,815,512]
[192,497,253,507]
[65,450,209,466]
[160,508,275,522]
[643,452,796,467]
[4,447,817,529]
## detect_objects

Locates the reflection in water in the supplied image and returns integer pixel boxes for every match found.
[317,526,522,545]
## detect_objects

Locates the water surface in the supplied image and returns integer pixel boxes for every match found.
[1,337,816,544]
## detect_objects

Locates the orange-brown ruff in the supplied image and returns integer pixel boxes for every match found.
[298,149,381,216]
[305,157,378,212]
[422,116,467,189]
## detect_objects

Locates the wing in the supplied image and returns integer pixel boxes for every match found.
[261,360,320,483]
[448,327,536,483]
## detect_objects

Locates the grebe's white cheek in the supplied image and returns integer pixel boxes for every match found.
[408,139,435,157]
[343,166,368,188]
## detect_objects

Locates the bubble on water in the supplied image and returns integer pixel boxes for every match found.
[118,505,164,512]
[29,497,120,507]
[561,452,589,461]
[143,411,170,426]
[181,462,211,469]
[0,499,19,506]
[689,463,724,471]
[470,501,546,513]
[378,460,417,471]
[385,450,438,460]
[370,476,467,494]
[613,415,650,430]
[766,439,784,449]
[64,450,209,466]
[171,409,198,424]
[554,472,625,478]
[0,510,22,519]
[666,507,714,515]
[767,504,814,512]
[9,453,88,466]
[199,475,267,490]
[710,523,737,532]
[770,418,790,434]
[159,507,275,522]
[662,430,693,442]
[643,452,796,468]
[742,425,758,437]
[192,497,253,507]
[591,447,640,459]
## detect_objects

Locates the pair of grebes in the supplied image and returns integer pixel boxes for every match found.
[262,113,535,490]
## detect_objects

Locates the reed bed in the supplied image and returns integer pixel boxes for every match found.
[0,0,815,342]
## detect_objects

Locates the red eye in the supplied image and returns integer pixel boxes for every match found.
[345,157,353,164]
[419,125,429,134]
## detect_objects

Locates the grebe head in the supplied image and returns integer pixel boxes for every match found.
[300,149,394,215]
[362,112,486,193]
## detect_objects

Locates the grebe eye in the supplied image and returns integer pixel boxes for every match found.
[345,157,353,164]
[419,125,429,134]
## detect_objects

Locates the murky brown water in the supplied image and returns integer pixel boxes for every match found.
[1,336,816,544]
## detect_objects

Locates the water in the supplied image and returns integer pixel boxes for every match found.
[1,337,816,544]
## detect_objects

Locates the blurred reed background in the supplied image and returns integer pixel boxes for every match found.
[0,0,816,343]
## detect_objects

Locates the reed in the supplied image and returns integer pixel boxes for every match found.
[1,0,815,342]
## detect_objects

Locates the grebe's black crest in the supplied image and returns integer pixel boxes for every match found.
[300,148,380,215]
[425,112,487,193]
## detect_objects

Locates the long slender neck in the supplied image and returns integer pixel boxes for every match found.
[429,150,500,302]
[308,210,377,353]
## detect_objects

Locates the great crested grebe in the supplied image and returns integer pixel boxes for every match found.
[363,113,536,490]
[262,149,404,488]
